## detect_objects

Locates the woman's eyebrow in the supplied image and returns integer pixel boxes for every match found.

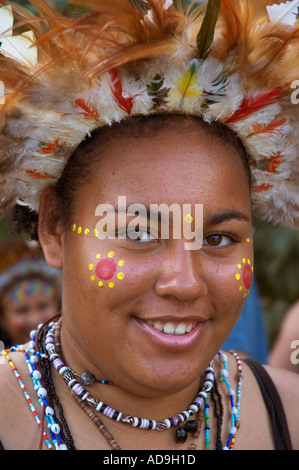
[205,210,251,226]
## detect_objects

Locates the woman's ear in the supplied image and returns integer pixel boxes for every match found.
[38,187,64,270]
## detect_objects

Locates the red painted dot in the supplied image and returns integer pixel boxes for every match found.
[242,265,253,290]
[95,259,117,281]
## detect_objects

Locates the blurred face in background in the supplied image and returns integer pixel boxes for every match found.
[0,277,60,345]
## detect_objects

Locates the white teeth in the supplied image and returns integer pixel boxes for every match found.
[146,321,197,336]
[163,322,175,335]
[175,323,187,335]
[153,321,163,332]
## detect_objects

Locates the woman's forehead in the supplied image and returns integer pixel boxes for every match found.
[75,121,252,218]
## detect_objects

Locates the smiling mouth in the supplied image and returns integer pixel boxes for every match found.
[144,320,198,336]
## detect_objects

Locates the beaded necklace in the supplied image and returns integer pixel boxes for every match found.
[3,346,66,450]
[1,321,243,450]
[44,320,216,437]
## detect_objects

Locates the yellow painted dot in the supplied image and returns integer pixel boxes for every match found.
[72,224,77,232]
[246,238,251,243]
[118,260,125,267]
[89,264,94,271]
[237,264,242,270]
[90,276,95,281]
[242,258,246,264]
[243,293,248,299]
[117,272,125,280]
[239,286,243,292]
[84,228,90,235]
[93,229,99,238]
[98,281,104,287]
[236,274,241,281]
[108,251,115,258]
[247,259,251,265]
[252,267,254,272]
[109,282,115,288]
[96,253,101,260]
[184,214,193,224]
[78,227,82,234]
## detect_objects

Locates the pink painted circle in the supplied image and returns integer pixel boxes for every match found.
[242,264,253,290]
[95,259,117,281]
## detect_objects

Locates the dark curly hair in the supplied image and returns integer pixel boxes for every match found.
[12,114,254,241]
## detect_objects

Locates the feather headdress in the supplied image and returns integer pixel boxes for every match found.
[0,0,299,228]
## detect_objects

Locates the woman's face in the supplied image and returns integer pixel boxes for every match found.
[1,278,59,345]
[53,119,253,397]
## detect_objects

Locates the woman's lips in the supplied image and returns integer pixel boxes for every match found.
[135,317,205,350]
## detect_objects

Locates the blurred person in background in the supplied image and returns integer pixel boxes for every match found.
[0,239,61,347]
[270,301,299,374]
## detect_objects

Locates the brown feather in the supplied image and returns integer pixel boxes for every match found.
[21,0,193,79]
[211,0,299,90]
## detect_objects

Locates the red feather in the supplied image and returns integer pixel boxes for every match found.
[25,170,51,179]
[110,68,134,115]
[252,118,288,135]
[251,183,274,193]
[225,87,284,124]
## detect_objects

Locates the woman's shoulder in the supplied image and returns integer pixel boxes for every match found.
[0,348,23,397]
[224,353,299,450]
[264,364,299,448]
[0,348,42,449]
[244,359,299,450]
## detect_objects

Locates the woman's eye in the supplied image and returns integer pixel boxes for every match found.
[203,233,237,247]
[135,230,152,242]
[124,227,159,244]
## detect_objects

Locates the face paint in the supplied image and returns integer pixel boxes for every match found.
[95,258,117,281]
[236,258,254,298]
[184,214,193,224]
[72,224,94,237]
[89,252,125,289]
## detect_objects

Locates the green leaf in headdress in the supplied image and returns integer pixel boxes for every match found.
[196,0,222,60]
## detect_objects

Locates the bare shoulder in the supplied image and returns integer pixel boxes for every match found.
[0,349,42,449]
[265,364,299,450]
[0,349,22,397]
[223,353,299,449]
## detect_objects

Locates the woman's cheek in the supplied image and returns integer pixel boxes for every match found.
[234,256,254,299]
[85,248,153,307]
[206,253,254,309]
[87,250,126,290]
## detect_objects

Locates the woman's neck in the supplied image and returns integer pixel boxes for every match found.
[59,319,207,421]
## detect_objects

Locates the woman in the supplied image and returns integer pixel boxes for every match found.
[0,0,298,450]
[0,240,61,347]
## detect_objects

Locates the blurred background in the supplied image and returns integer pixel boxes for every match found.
[0,0,298,359]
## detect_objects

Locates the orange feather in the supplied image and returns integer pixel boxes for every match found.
[25,170,52,179]
[252,117,288,135]
[75,98,99,120]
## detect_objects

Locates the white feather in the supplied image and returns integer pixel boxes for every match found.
[267,0,299,26]
[163,0,173,10]
[0,5,37,67]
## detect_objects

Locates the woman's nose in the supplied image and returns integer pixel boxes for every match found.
[154,242,208,302]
